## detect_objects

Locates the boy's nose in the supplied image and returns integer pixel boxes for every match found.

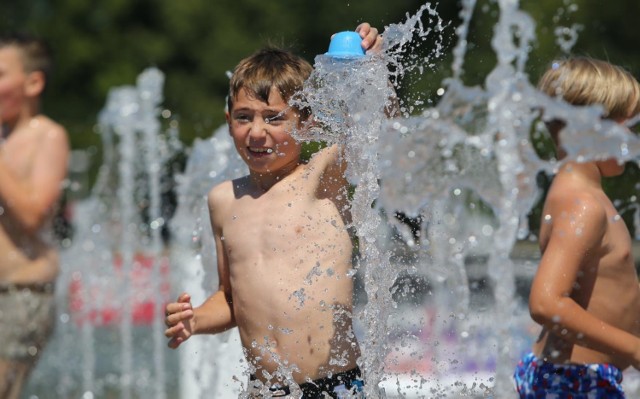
[249,119,269,139]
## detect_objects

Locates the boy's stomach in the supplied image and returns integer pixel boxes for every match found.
[0,230,60,284]
[233,287,360,384]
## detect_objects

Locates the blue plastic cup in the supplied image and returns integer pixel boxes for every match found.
[326,31,365,59]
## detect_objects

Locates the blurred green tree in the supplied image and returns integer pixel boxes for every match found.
[3,0,640,236]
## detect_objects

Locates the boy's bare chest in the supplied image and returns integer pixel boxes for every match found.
[222,193,348,261]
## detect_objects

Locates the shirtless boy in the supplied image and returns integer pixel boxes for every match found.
[514,57,640,398]
[165,25,382,398]
[0,34,70,398]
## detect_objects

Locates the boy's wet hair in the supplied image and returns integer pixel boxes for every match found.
[538,57,640,140]
[227,47,313,119]
[0,32,53,88]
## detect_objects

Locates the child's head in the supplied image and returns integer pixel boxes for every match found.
[0,33,52,83]
[538,57,640,141]
[226,48,314,175]
[0,33,52,122]
[227,47,313,120]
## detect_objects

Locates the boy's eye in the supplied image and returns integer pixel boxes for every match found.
[233,114,250,122]
[265,115,284,124]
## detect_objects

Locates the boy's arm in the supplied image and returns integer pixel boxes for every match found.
[529,193,640,365]
[191,199,236,335]
[0,124,69,234]
[164,185,236,348]
[313,24,389,179]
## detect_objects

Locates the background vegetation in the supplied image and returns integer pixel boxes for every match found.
[3,0,640,236]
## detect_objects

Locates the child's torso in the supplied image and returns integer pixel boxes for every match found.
[535,176,640,368]
[220,160,359,384]
[0,122,59,284]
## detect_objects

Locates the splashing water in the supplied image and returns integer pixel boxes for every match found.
[29,68,182,398]
[25,2,640,398]
[298,0,640,397]
[293,4,449,398]
[378,0,640,397]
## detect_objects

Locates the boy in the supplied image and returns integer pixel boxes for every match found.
[165,24,382,398]
[0,33,70,398]
[514,57,640,398]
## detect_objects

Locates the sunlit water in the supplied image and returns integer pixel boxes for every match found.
[22,1,640,398]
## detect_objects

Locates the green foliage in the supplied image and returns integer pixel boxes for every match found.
[3,0,640,235]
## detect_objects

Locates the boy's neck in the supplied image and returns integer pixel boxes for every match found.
[560,161,602,186]
[249,161,302,192]
[2,113,41,137]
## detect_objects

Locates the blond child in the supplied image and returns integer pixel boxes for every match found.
[0,33,70,399]
[165,24,381,398]
[514,57,640,398]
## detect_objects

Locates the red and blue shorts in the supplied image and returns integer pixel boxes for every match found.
[513,352,625,398]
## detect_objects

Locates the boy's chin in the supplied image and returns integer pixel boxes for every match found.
[598,160,626,177]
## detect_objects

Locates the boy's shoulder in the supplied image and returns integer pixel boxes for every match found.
[545,183,608,228]
[209,178,236,197]
[208,176,250,205]
[6,115,68,155]
[22,115,68,142]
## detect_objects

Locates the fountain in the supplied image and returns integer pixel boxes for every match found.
[25,68,182,398]
[20,1,640,398]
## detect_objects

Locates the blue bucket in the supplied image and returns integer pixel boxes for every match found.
[326,31,365,59]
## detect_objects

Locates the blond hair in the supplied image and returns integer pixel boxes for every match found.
[538,57,640,121]
[227,47,313,119]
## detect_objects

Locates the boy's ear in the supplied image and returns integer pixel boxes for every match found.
[25,71,45,97]
[225,111,231,129]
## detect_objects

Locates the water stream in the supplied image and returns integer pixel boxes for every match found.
[23,1,640,398]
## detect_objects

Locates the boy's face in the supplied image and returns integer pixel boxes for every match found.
[597,116,634,177]
[0,46,30,123]
[226,86,303,174]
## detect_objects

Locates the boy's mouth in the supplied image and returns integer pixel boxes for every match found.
[248,146,274,155]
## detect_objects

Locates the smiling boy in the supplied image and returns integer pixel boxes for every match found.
[165,25,381,398]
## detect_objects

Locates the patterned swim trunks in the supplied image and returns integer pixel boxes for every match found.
[248,367,365,398]
[0,283,56,363]
[513,352,625,398]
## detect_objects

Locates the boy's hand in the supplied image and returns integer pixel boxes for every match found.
[164,292,195,349]
[355,23,383,54]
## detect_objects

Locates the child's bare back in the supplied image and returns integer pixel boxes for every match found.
[209,145,359,383]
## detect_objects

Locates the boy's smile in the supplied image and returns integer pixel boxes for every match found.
[227,87,303,180]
